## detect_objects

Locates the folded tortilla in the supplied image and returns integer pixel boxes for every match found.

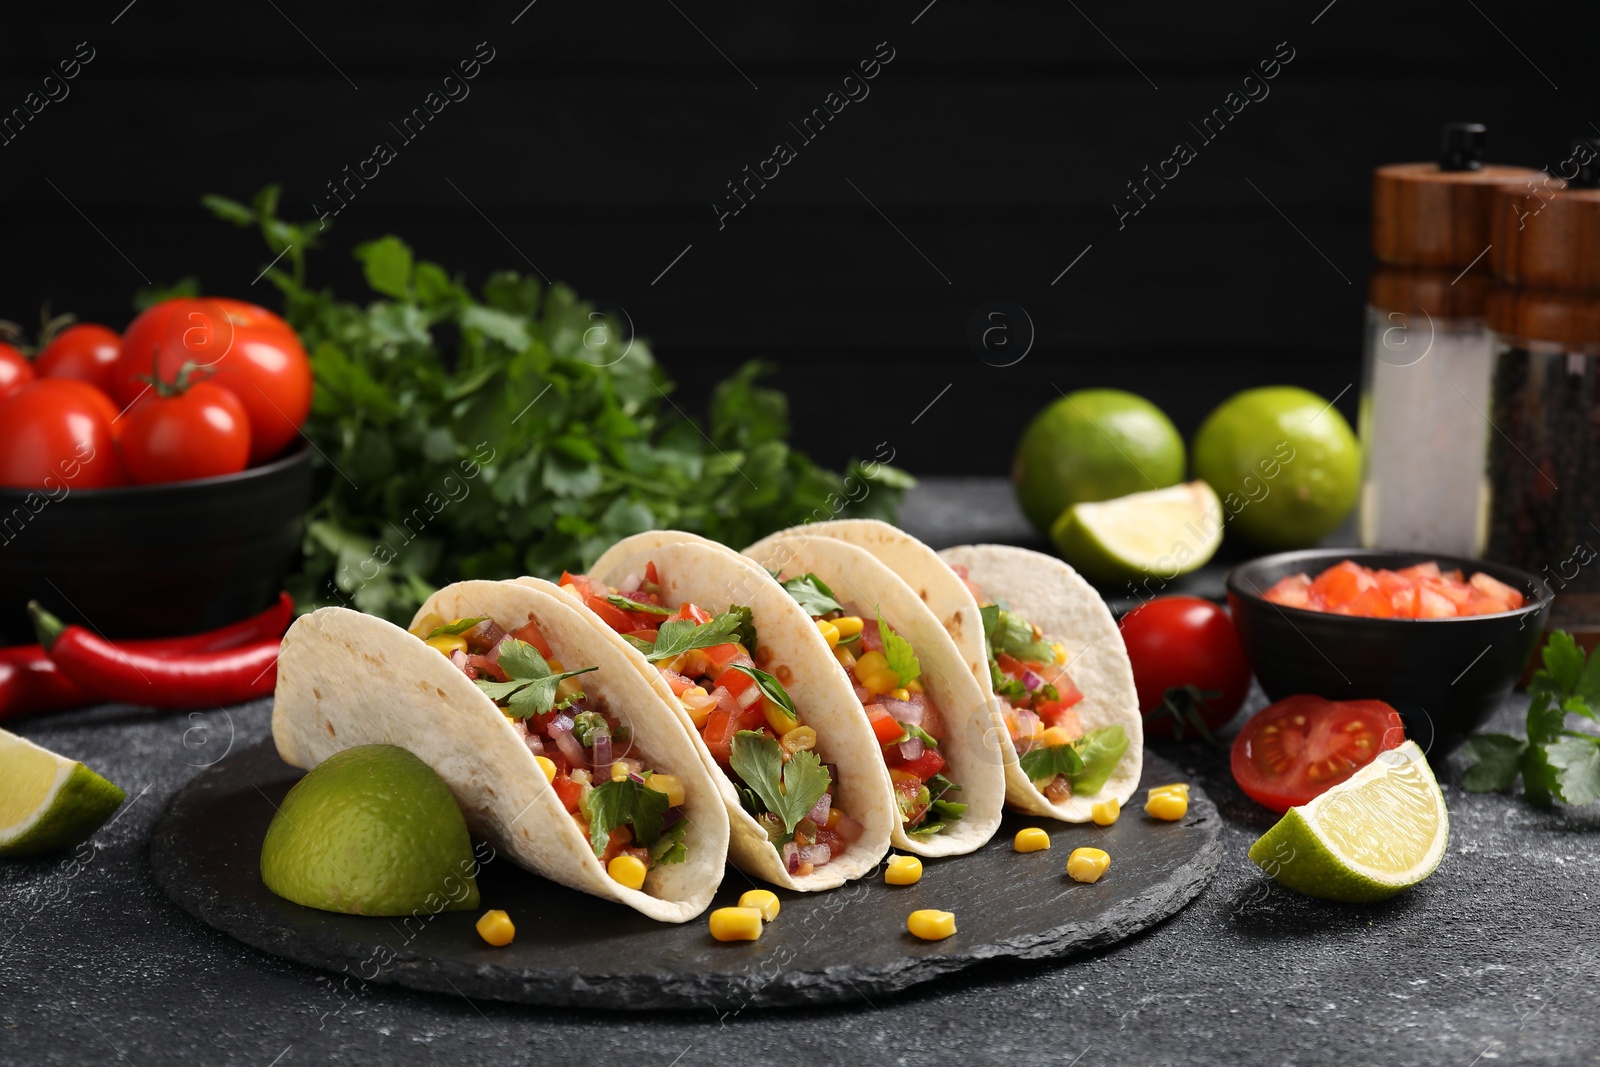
[272,579,731,922]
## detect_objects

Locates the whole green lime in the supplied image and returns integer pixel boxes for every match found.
[1012,389,1186,535]
[260,744,480,916]
[1192,386,1360,549]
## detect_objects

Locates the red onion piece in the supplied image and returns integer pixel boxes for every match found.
[591,731,613,781]
[735,684,762,710]
[834,812,865,843]
[1016,709,1042,739]
[548,715,587,767]
[807,793,832,825]
[898,736,925,761]
[448,648,474,678]
[860,620,884,653]
[713,685,739,715]
[782,842,800,873]
[881,696,922,727]
[662,806,684,828]
[799,843,832,867]
[853,685,870,704]
[1021,669,1044,691]
[523,731,545,756]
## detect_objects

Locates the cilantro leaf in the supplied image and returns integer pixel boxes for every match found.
[1545,736,1600,806]
[641,607,752,662]
[474,637,598,719]
[424,617,488,639]
[725,664,797,728]
[650,820,688,865]
[1540,631,1586,697]
[982,604,1055,664]
[1019,742,1084,783]
[586,778,670,859]
[1460,733,1527,793]
[900,722,939,748]
[1070,725,1130,795]
[781,573,843,617]
[728,730,831,836]
[606,594,672,616]
[876,609,921,687]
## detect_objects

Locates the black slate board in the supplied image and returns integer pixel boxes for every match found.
[149,737,1220,1011]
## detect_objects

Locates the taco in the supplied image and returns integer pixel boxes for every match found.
[544,534,896,891]
[741,533,1006,856]
[784,520,1144,822]
[272,578,731,922]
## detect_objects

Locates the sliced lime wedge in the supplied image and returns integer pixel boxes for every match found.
[1248,740,1448,903]
[1050,480,1223,582]
[0,728,127,858]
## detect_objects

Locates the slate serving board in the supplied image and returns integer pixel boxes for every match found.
[150,737,1220,1010]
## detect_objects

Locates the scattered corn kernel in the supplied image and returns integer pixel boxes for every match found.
[1145,790,1188,821]
[709,906,764,941]
[833,645,857,670]
[1091,798,1121,826]
[854,650,888,676]
[1013,827,1051,852]
[832,615,865,637]
[780,725,817,753]
[1067,847,1111,883]
[646,773,686,806]
[907,909,956,941]
[862,669,901,696]
[1040,726,1077,748]
[1149,782,1190,798]
[739,889,780,921]
[534,755,557,783]
[816,619,841,648]
[425,633,468,655]
[475,909,515,947]
[891,687,911,702]
[885,855,923,885]
[608,854,648,890]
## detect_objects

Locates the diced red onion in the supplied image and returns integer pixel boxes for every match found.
[1022,669,1044,691]
[834,812,865,843]
[782,842,800,873]
[860,621,884,653]
[629,771,647,785]
[881,696,922,727]
[448,648,474,678]
[523,732,545,756]
[1016,709,1042,738]
[898,736,925,761]
[799,843,832,867]
[662,806,684,828]
[713,685,739,715]
[549,715,587,767]
[807,793,832,824]
[853,685,870,704]
[591,731,613,781]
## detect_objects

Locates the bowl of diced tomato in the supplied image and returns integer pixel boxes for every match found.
[1226,549,1551,743]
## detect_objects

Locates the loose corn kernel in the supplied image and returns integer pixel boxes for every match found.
[833,645,857,671]
[425,633,468,656]
[816,619,841,648]
[1091,798,1121,826]
[1067,847,1111,883]
[534,755,557,783]
[854,650,889,676]
[1040,726,1077,748]
[862,669,901,696]
[608,854,648,890]
[780,725,817,753]
[709,906,764,941]
[646,773,686,806]
[885,855,923,885]
[891,687,911,702]
[1013,827,1051,852]
[907,909,956,940]
[738,889,780,921]
[475,909,515,947]
[1051,642,1068,665]
[1145,790,1188,822]
[832,615,865,638]
[1149,782,1190,798]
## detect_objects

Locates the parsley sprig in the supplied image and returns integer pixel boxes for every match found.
[474,638,598,719]
[624,606,752,662]
[728,730,831,840]
[586,778,686,864]
[877,609,921,687]
[781,573,843,617]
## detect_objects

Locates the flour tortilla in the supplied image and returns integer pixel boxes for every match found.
[272,580,730,922]
[741,534,1005,856]
[534,533,896,890]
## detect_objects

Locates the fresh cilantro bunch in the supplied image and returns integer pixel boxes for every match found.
[1463,632,1600,806]
[201,186,913,624]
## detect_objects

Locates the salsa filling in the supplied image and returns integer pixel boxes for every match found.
[778,572,966,837]
[411,613,690,879]
[950,565,1130,804]
[560,563,866,878]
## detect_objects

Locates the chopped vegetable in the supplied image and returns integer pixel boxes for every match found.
[1264,559,1527,618]
[739,889,780,921]
[1067,847,1110,883]
[1012,827,1050,852]
[475,909,515,947]
[709,906,765,941]
[885,854,923,885]
[906,909,955,940]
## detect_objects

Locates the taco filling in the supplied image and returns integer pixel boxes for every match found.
[559,564,868,878]
[410,612,691,881]
[775,572,966,837]
[951,565,1130,804]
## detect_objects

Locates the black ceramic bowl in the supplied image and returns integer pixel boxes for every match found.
[1226,548,1551,746]
[0,444,312,644]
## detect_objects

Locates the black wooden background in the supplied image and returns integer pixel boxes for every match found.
[0,1,1586,477]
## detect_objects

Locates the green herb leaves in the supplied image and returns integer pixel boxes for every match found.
[625,607,752,661]
[1017,725,1129,796]
[877,609,921,687]
[586,778,669,860]
[473,637,598,719]
[725,664,797,727]
[1464,632,1600,806]
[606,594,671,616]
[1019,742,1084,783]
[424,617,488,639]
[781,573,842,617]
[728,730,831,838]
[981,604,1055,665]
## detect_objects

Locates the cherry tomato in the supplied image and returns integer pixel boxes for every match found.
[1230,695,1406,813]
[120,379,251,485]
[0,343,34,400]
[1120,596,1252,737]
[0,379,126,490]
[112,297,310,464]
[34,324,124,396]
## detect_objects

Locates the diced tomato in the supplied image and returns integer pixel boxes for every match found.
[1264,559,1529,620]
[1388,586,1418,617]
[1397,561,1441,581]
[644,561,660,586]
[584,594,637,634]
[675,602,713,625]
[899,748,946,783]
[559,571,595,598]
[624,627,659,646]
[466,654,507,682]
[509,619,553,657]
[702,709,737,765]
[994,652,1027,679]
[599,826,635,864]
[1036,701,1083,738]
[1416,587,1456,618]
[660,669,696,696]
[1345,588,1396,618]
[815,827,846,858]
[1264,573,1314,609]
[550,775,583,813]
[859,619,884,653]
[1425,577,1471,608]
[703,643,745,671]
[1470,571,1524,609]
[1310,560,1375,607]
[715,664,759,704]
[865,703,904,745]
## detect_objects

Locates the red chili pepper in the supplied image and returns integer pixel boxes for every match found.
[30,602,281,710]
[125,592,296,655]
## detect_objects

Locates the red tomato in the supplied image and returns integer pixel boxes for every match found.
[675,602,713,625]
[113,297,311,464]
[509,620,553,658]
[0,343,34,400]
[550,775,583,813]
[0,379,126,490]
[120,380,251,485]
[896,748,945,781]
[1230,695,1406,813]
[1120,596,1251,736]
[584,594,637,633]
[34,324,123,395]
[865,704,904,746]
[558,571,596,599]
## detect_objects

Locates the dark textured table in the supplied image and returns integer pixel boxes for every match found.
[5,479,1599,1066]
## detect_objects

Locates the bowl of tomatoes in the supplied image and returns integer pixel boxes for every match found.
[0,298,313,643]
[1226,548,1551,744]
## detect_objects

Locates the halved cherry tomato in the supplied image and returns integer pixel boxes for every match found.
[1230,695,1406,813]
[0,343,35,400]
[120,379,251,485]
[34,324,123,395]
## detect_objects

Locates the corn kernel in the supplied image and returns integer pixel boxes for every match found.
[1091,798,1121,826]
[833,645,857,671]
[885,855,923,885]
[832,615,865,637]
[679,686,713,728]
[1149,782,1190,798]
[816,619,841,649]
[862,669,901,696]
[611,758,638,783]
[891,688,911,702]
[1067,847,1110,883]
[646,773,686,806]
[608,854,648,890]
[738,889,780,921]
[854,650,889,676]
[907,679,924,693]
[763,698,799,735]
[1051,642,1068,665]
[475,909,515,947]
[534,755,557,783]
[1145,790,1188,822]
[907,909,956,940]
[825,807,843,829]
[425,633,468,656]
[1013,827,1051,852]
[709,906,764,941]
[780,725,817,753]
[1040,726,1077,748]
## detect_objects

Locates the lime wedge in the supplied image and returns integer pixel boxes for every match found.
[1248,740,1448,903]
[0,728,127,858]
[1049,480,1223,582]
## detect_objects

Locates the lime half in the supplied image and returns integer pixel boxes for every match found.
[1050,481,1223,583]
[1249,741,1447,903]
[0,728,126,858]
